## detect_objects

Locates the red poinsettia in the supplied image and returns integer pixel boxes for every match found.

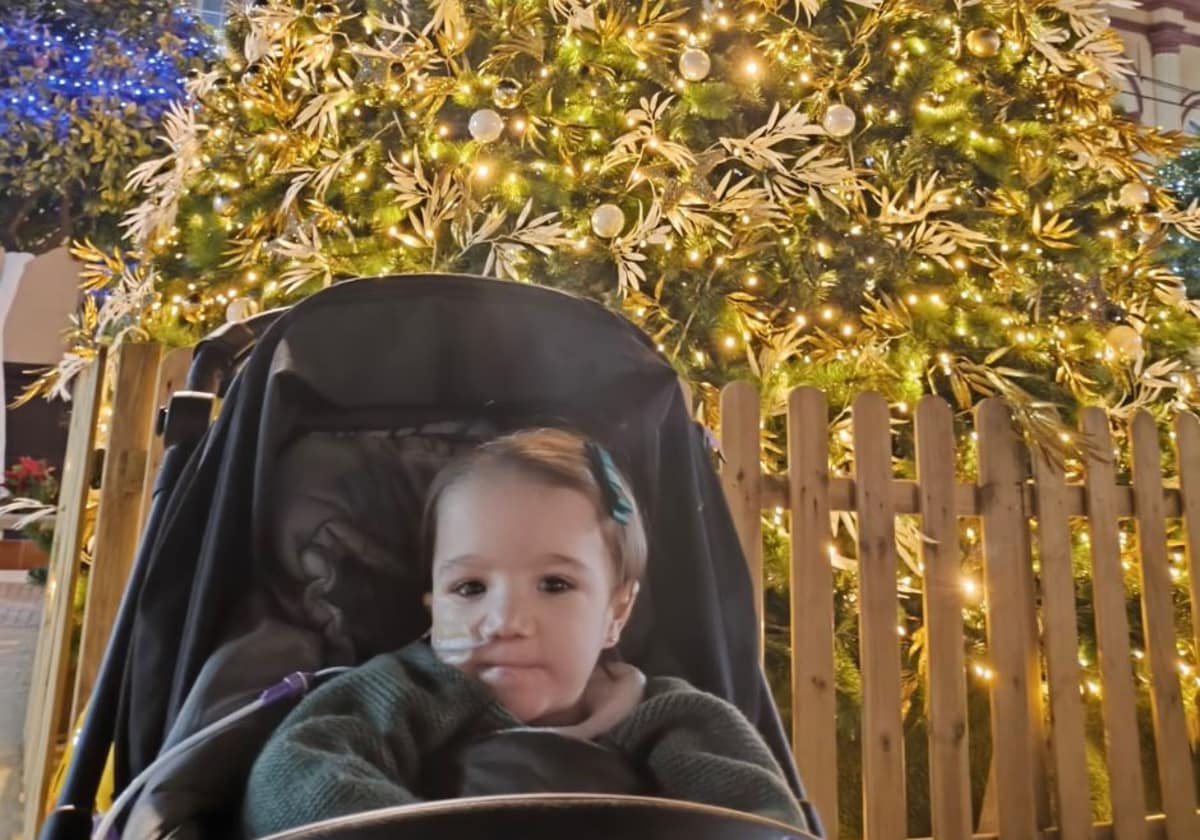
[3,456,57,503]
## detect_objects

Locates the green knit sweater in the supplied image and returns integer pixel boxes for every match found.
[241,642,807,837]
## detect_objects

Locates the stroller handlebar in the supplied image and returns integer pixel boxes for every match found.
[187,307,287,395]
[263,794,818,840]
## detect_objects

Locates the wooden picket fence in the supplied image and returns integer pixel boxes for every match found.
[718,382,1200,840]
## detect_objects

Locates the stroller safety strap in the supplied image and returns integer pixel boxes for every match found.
[91,668,350,840]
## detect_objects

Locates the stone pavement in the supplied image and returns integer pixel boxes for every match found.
[0,572,44,840]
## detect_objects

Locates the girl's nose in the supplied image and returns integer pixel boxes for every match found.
[479,587,535,639]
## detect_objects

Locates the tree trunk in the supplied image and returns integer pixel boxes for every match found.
[2,195,36,251]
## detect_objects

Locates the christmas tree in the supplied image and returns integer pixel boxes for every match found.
[0,0,213,253]
[64,0,1200,452]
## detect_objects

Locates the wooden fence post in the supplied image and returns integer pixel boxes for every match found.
[1173,413,1200,722]
[915,396,972,840]
[136,346,192,531]
[975,399,1039,840]
[787,387,838,840]
[70,342,163,723]
[1030,438,1093,840]
[1080,407,1147,840]
[852,392,906,840]
[1129,411,1199,838]
[720,381,763,645]
[21,355,105,840]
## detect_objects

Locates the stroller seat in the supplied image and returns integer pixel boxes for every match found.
[44,275,821,839]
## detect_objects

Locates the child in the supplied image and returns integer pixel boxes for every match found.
[241,428,810,837]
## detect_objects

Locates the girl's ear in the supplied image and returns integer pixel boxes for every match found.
[422,592,433,611]
[607,581,639,645]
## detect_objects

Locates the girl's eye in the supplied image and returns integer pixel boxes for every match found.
[539,576,574,594]
[451,580,485,598]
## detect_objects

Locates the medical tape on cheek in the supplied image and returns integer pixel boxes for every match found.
[428,612,495,665]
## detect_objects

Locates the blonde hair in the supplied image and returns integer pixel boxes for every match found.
[422,428,647,589]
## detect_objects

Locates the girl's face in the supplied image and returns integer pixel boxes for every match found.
[427,469,635,725]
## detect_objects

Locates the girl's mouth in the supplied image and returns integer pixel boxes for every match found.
[477,663,542,683]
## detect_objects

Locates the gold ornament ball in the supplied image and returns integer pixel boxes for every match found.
[1077,70,1107,90]
[1138,213,1160,235]
[492,78,522,110]
[226,298,260,324]
[1118,180,1151,209]
[822,104,857,138]
[966,27,1002,58]
[679,48,712,82]
[312,3,341,33]
[468,108,505,143]
[815,238,834,259]
[591,203,626,239]
[1105,324,1143,358]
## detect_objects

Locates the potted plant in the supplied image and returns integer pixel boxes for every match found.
[0,455,58,581]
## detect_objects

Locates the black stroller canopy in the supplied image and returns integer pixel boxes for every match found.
[52,275,813,838]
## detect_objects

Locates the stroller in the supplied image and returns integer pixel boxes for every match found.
[43,274,823,840]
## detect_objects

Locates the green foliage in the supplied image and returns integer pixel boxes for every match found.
[1156,145,1200,297]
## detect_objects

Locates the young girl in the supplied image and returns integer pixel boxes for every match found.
[241,428,810,837]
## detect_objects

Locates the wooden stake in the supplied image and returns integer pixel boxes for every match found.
[70,342,162,723]
[21,356,104,839]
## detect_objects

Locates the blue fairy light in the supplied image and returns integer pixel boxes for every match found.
[0,3,216,140]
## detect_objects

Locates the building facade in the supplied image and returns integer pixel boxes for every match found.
[194,0,225,29]
[1112,1,1200,133]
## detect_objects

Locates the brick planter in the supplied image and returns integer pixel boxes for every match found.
[0,539,47,571]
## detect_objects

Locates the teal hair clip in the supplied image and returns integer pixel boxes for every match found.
[584,441,634,525]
